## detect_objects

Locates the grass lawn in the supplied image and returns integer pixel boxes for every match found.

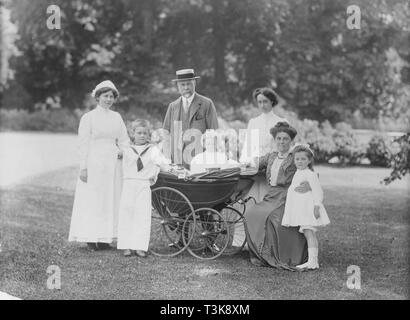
[0,165,409,300]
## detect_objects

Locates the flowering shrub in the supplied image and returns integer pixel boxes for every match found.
[366,135,392,167]
[0,108,79,132]
[332,123,366,165]
[384,133,410,184]
[293,119,336,163]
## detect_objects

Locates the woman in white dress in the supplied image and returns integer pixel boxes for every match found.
[68,80,129,251]
[240,88,288,202]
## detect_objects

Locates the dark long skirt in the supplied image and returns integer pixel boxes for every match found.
[245,185,308,270]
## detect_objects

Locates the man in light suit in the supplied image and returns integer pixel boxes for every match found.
[163,68,219,168]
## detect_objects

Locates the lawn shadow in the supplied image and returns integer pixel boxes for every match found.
[0,166,408,299]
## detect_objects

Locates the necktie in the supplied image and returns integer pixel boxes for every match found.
[130,145,151,171]
[184,98,189,112]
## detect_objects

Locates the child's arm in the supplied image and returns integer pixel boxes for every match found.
[151,146,172,172]
[307,171,324,219]
[307,171,323,203]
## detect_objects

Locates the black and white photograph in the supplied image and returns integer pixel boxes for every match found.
[0,0,409,305]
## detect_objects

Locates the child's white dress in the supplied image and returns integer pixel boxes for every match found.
[282,168,330,233]
[117,144,170,251]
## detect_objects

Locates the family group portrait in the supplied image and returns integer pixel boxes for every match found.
[0,0,409,302]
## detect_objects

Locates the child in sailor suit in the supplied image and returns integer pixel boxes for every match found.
[117,119,171,257]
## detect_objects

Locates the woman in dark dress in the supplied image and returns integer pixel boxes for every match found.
[245,122,308,270]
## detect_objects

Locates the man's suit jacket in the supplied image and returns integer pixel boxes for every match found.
[162,93,219,166]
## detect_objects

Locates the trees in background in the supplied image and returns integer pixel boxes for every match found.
[1,0,409,128]
[384,133,410,184]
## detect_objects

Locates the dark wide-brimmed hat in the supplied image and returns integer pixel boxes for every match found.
[172,69,201,82]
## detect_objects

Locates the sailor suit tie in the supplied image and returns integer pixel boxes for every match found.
[130,145,151,171]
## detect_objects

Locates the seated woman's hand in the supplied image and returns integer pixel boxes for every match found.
[240,159,255,169]
[161,164,172,172]
[294,181,311,193]
[79,169,88,183]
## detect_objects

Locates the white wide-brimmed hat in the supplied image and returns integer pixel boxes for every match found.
[91,80,119,98]
[172,69,200,82]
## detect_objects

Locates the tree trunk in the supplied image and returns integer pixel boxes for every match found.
[211,0,227,90]
[141,0,154,53]
[0,2,6,88]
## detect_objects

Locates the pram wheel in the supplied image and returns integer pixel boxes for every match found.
[150,187,195,256]
[183,208,230,260]
[219,206,247,255]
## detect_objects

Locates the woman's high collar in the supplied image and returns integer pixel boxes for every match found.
[96,104,110,112]
[277,151,290,159]
[261,110,275,117]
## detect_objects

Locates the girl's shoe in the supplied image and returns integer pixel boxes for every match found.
[135,250,147,258]
[123,249,133,257]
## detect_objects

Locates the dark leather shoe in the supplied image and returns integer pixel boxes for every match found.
[168,240,185,248]
[87,243,98,251]
[208,243,221,252]
[97,243,111,250]
[135,250,147,258]
[123,249,133,257]
[250,257,263,266]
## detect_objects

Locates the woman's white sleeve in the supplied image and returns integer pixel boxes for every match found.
[78,113,91,170]
[307,171,324,205]
[239,119,257,163]
[117,114,130,150]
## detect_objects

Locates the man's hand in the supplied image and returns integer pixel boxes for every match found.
[80,169,88,183]
[294,181,311,193]
[241,161,252,168]
[117,150,123,159]
[314,205,321,219]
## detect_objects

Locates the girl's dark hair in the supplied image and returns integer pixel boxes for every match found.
[270,121,297,140]
[292,144,315,170]
[94,87,119,99]
[252,87,279,107]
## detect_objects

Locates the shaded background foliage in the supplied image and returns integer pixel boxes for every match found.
[0,0,409,181]
[0,0,409,129]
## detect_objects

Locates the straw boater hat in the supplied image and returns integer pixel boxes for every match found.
[91,80,119,98]
[172,69,200,82]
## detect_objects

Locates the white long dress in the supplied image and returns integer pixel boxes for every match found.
[282,168,330,231]
[240,111,288,202]
[117,144,170,251]
[68,105,129,243]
